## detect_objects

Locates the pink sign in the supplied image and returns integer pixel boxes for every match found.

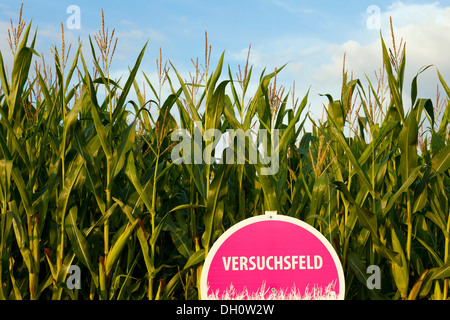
[200,212,345,300]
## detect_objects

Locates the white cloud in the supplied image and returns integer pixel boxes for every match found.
[229,1,450,122]
[315,2,450,102]
[0,20,13,66]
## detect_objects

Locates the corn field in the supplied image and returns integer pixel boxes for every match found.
[0,8,449,300]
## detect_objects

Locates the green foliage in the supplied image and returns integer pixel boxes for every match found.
[0,17,449,301]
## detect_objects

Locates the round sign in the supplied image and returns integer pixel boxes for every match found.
[200,212,345,300]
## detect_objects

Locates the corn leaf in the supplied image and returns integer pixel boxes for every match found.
[105,219,138,276]
[390,225,409,299]
[65,206,98,286]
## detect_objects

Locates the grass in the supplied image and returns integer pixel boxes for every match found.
[0,5,449,300]
[205,281,339,300]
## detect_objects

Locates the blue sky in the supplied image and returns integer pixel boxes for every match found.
[1,0,450,124]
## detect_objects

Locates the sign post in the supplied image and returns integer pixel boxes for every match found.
[200,212,345,300]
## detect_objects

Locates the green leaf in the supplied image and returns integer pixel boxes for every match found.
[62,90,84,146]
[257,172,280,212]
[8,208,33,273]
[431,144,450,174]
[163,204,205,258]
[0,159,12,204]
[206,51,225,109]
[149,211,171,248]
[170,62,202,123]
[89,94,112,159]
[0,105,31,170]
[202,163,231,252]
[322,94,345,131]
[244,65,286,129]
[275,90,309,157]
[65,206,98,286]
[0,50,10,98]
[333,181,400,264]
[358,121,398,166]
[205,80,229,131]
[56,157,84,224]
[183,249,205,270]
[390,225,409,299]
[398,110,419,183]
[85,203,118,236]
[347,251,385,299]
[164,218,192,259]
[80,49,112,159]
[330,126,374,197]
[105,219,138,276]
[110,121,136,182]
[113,42,148,121]
[384,166,422,215]
[124,152,153,214]
[306,173,327,225]
[333,181,376,235]
[113,197,155,276]
[419,258,450,298]
[8,23,37,120]
[73,127,106,215]
[381,35,405,122]
[411,65,433,108]
[11,166,34,217]
[64,42,82,91]
[437,70,450,134]
[408,269,429,300]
